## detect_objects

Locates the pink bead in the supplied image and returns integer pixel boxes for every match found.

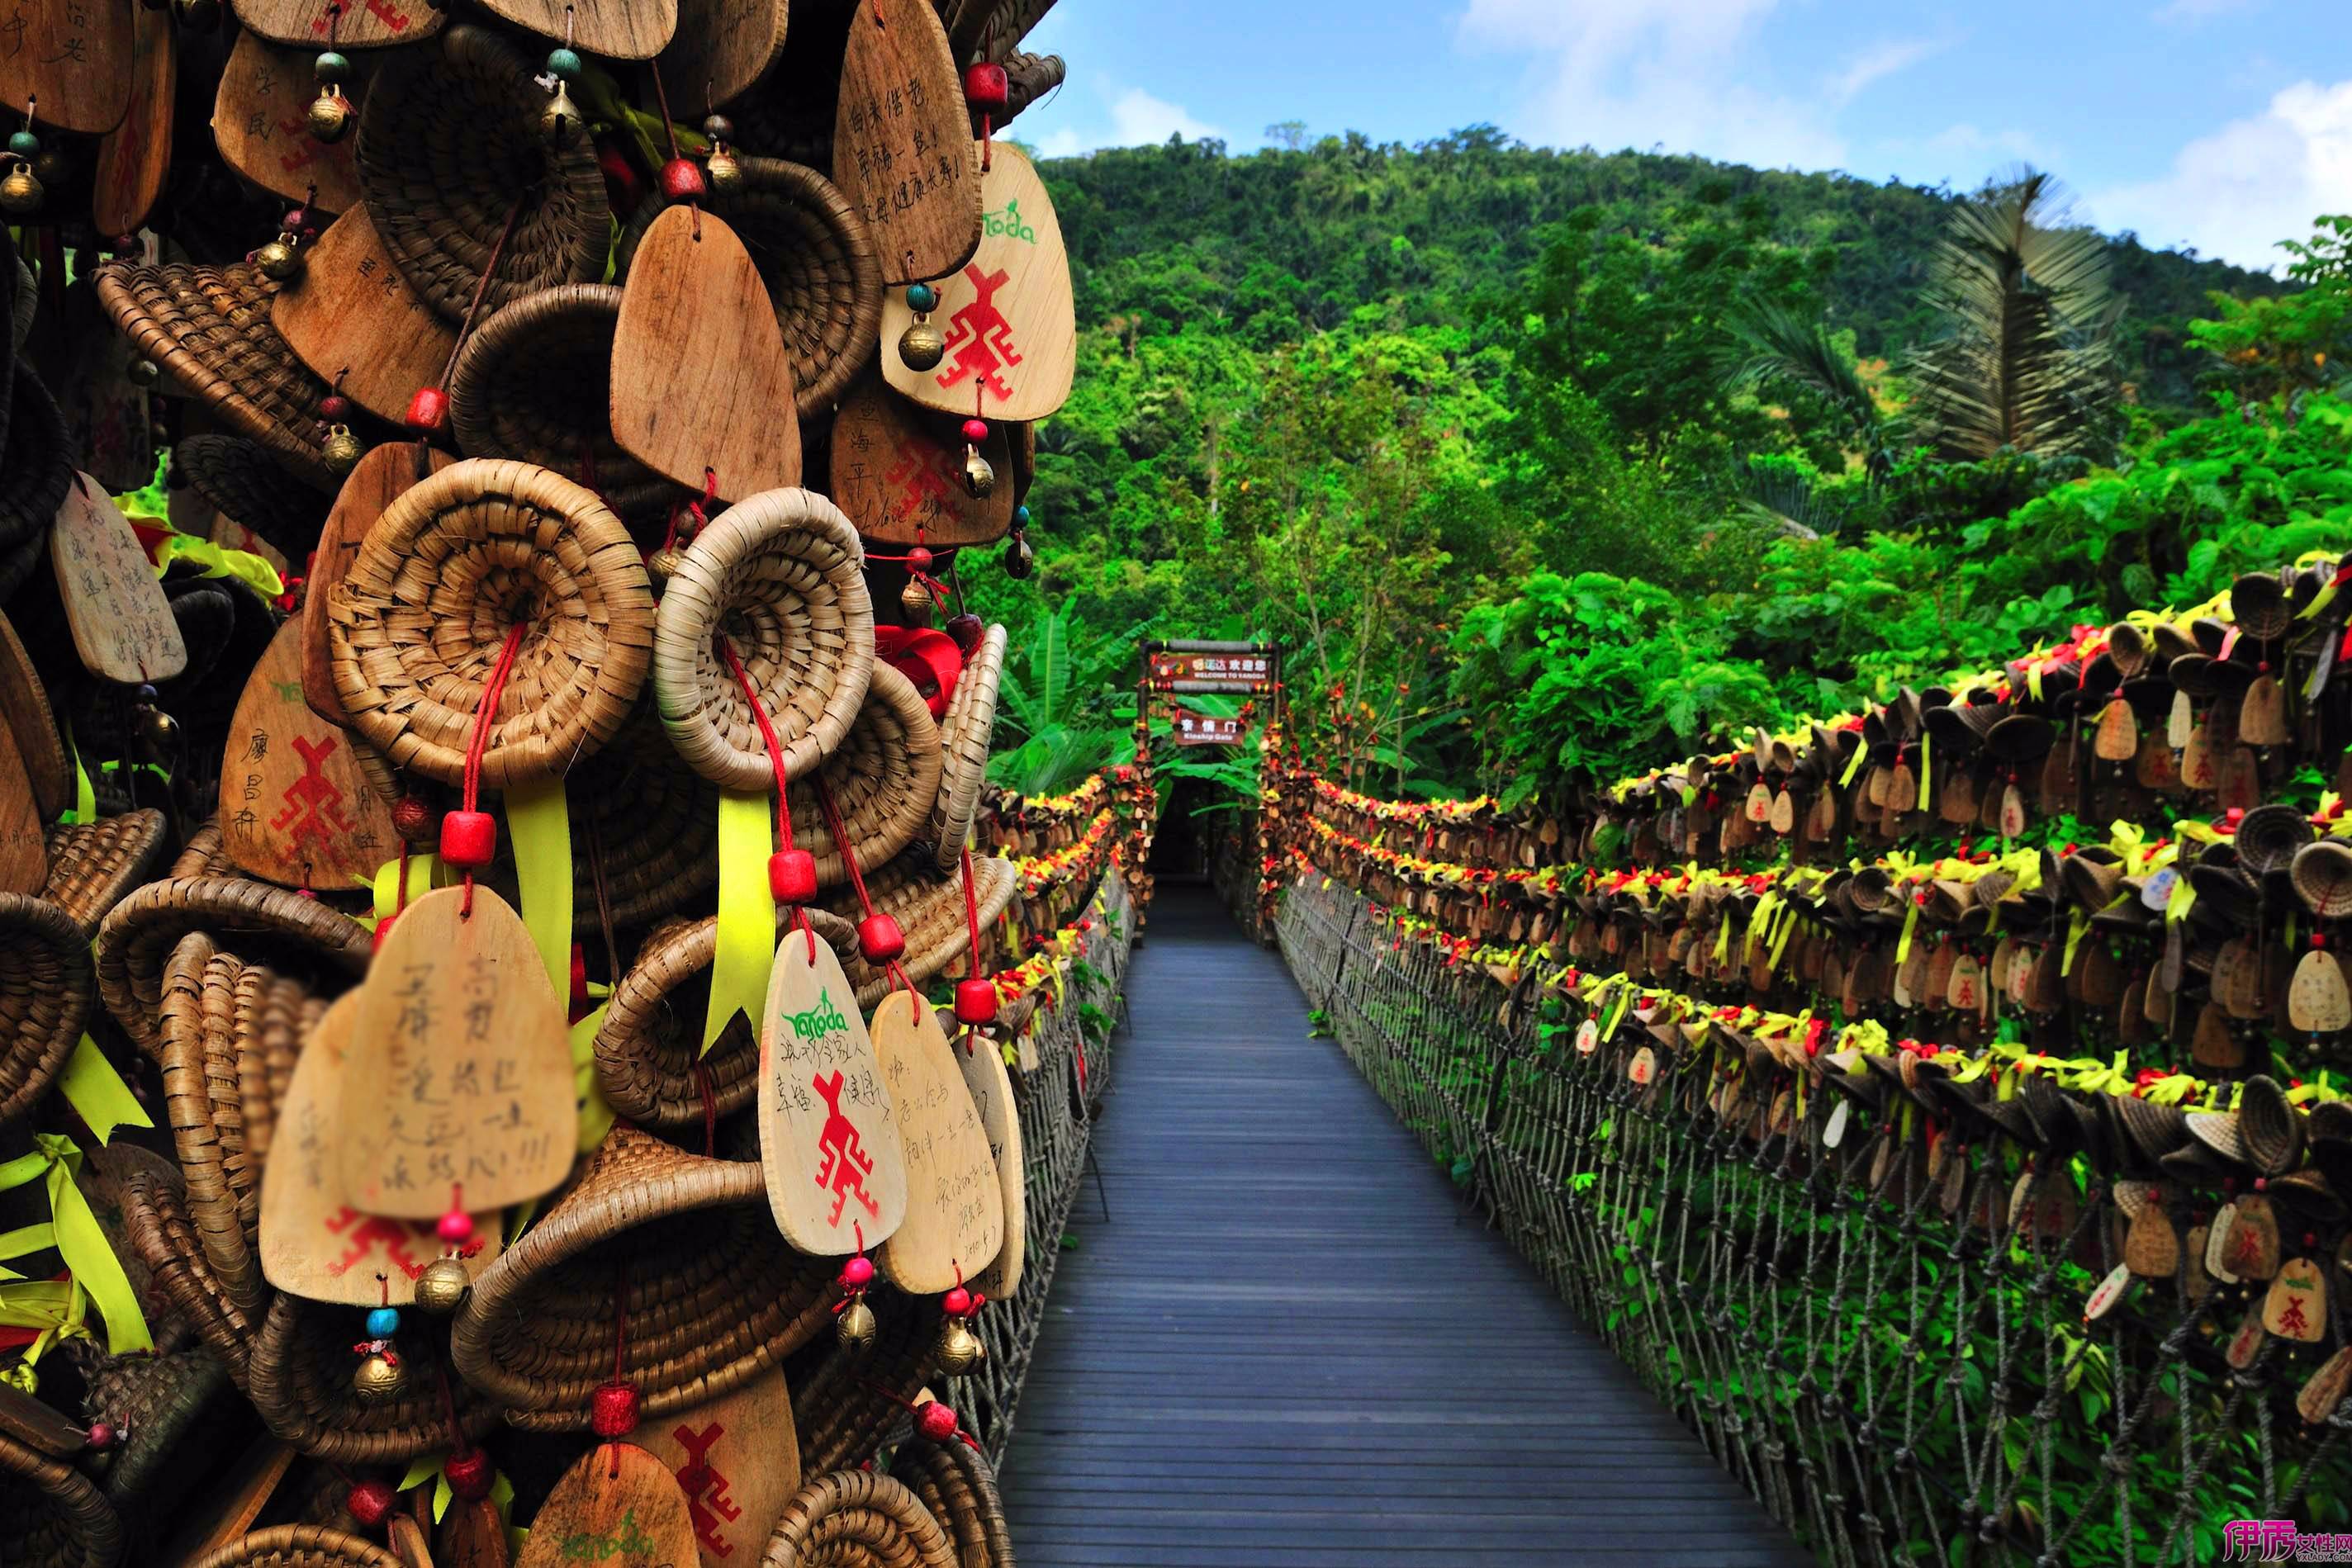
[840,1254,876,1290]
[437,1206,474,1244]
[915,1401,959,1442]
[941,1286,974,1318]
[961,418,989,445]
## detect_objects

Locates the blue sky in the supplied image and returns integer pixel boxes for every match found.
[1012,0,2352,272]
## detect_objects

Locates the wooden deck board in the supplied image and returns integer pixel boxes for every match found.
[999,888,1809,1565]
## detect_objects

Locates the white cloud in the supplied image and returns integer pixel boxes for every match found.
[1106,88,1222,146]
[1924,123,2052,167]
[2089,79,2352,270]
[1831,38,1946,108]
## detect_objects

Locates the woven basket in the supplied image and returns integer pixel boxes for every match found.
[895,1433,1015,1568]
[353,26,610,324]
[564,696,720,931]
[93,876,371,1058]
[123,1163,260,1385]
[445,284,674,519]
[0,1434,123,1568]
[785,664,945,893]
[788,1285,937,1473]
[593,906,859,1130]
[77,1345,235,1526]
[328,458,655,789]
[170,820,237,879]
[176,434,330,561]
[187,1524,401,1568]
[931,623,1007,870]
[0,365,72,600]
[449,1125,835,1429]
[0,895,93,1125]
[827,852,1017,1008]
[999,51,1066,127]
[653,487,875,791]
[618,158,882,416]
[40,811,168,936]
[247,1295,502,1463]
[91,261,337,492]
[764,1471,956,1568]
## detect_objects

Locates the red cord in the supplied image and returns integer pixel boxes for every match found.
[459,623,526,917]
[718,632,816,959]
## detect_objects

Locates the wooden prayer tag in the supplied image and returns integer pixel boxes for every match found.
[90,2,173,237]
[833,0,979,285]
[515,1442,701,1568]
[2227,1303,2269,1371]
[1769,787,1795,834]
[1822,1097,1850,1149]
[1743,780,1770,823]
[230,0,446,50]
[273,206,458,424]
[2123,1197,2179,1278]
[0,0,131,132]
[609,206,803,503]
[157,1435,297,1567]
[213,30,366,213]
[303,443,453,724]
[638,1366,799,1568]
[386,1515,434,1568]
[829,376,1016,546]
[880,145,1076,423]
[2229,1192,2283,1281]
[48,476,187,684]
[757,930,907,1254]
[2264,1256,2328,1342]
[2299,1344,2352,1426]
[259,992,503,1303]
[220,618,400,890]
[1628,1045,1657,1086]
[2291,946,2352,1034]
[952,1015,1026,1297]
[1947,952,1983,1011]
[2241,671,2289,746]
[2084,1262,2130,1321]
[2094,696,2137,761]
[1573,1018,1598,1055]
[665,0,790,116]
[0,1381,91,1455]
[872,989,1003,1294]
[439,1497,510,1568]
[340,886,575,1218]
[0,610,69,820]
[2205,1201,2243,1283]
[474,0,675,59]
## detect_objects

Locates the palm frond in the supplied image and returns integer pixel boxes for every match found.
[1728,304,1890,476]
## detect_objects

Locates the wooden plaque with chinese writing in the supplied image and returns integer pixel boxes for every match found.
[879,145,1074,423]
[474,0,674,59]
[0,610,69,821]
[57,280,154,494]
[49,476,187,685]
[303,442,453,725]
[259,993,503,1304]
[638,1366,799,1568]
[609,206,802,504]
[90,2,172,236]
[339,885,574,1218]
[872,989,1002,1295]
[214,31,367,213]
[515,1442,700,1568]
[230,0,446,50]
[829,376,1014,547]
[221,618,400,889]
[832,0,979,286]
[0,0,132,133]
[0,741,44,898]
[664,0,789,117]
[952,1015,1025,1297]
[757,931,905,1254]
[273,205,458,424]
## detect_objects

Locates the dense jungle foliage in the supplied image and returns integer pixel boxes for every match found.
[984,129,2351,806]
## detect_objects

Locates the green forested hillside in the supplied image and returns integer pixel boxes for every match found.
[986,129,2346,807]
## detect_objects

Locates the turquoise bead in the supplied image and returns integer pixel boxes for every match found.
[313,50,350,82]
[7,131,37,159]
[906,282,939,312]
[546,47,582,81]
[1014,505,1031,527]
[365,1306,401,1338]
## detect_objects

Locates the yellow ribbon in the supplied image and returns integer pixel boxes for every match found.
[55,1035,151,1146]
[153,533,286,599]
[0,1135,152,1357]
[505,779,574,1001]
[704,789,776,1054]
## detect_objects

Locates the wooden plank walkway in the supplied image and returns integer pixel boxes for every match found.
[1000,886,1810,1566]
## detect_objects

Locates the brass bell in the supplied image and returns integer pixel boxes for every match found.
[541,83,581,144]
[126,358,159,388]
[1003,532,1033,580]
[413,1256,471,1315]
[320,424,364,475]
[704,146,743,194]
[306,88,353,144]
[962,450,996,500]
[254,234,302,282]
[898,320,946,372]
[352,1352,406,1405]
[0,164,40,217]
[134,706,179,764]
[899,576,935,626]
[936,1319,985,1375]
[836,1299,877,1351]
[647,548,687,585]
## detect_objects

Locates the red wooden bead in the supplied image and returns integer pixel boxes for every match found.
[905,545,933,573]
[390,794,432,836]
[84,1421,117,1451]
[443,1450,494,1500]
[858,912,905,964]
[346,1478,396,1527]
[960,418,989,444]
[955,977,997,1026]
[770,848,818,905]
[839,1254,875,1290]
[915,1400,959,1442]
[590,1381,640,1438]
[941,1286,974,1317]
[439,809,497,869]
[660,157,706,201]
[961,63,1008,109]
[404,385,449,433]
[319,394,351,421]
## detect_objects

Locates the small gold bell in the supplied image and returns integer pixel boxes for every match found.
[413,1256,471,1315]
[647,548,686,584]
[254,234,303,282]
[0,164,40,217]
[306,88,353,144]
[134,706,180,762]
[936,1319,985,1374]
[899,576,935,625]
[126,358,159,388]
[320,424,364,475]
[352,1352,406,1405]
[541,83,581,144]
[704,146,743,194]
[1003,532,1033,580]
[963,449,996,500]
[836,1299,877,1351]
[898,320,946,372]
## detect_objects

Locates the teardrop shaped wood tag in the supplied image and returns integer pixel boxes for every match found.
[2182,718,2217,788]
[639,1366,799,1566]
[830,374,1017,546]
[759,929,908,1254]
[304,443,454,724]
[2227,1303,2269,1369]
[1822,1097,1851,1150]
[2265,1255,2328,1342]
[2192,1001,2245,1069]
[91,4,173,237]
[49,476,187,684]
[835,0,980,286]
[2124,1197,2179,1277]
[1861,765,1890,808]
[954,1017,1026,1298]
[2291,946,2352,1034]
[1989,938,2017,996]
[1893,942,1928,1010]
[2300,1345,2352,1425]
[260,992,502,1304]
[1887,761,1917,820]
[1999,783,2027,840]
[473,0,676,59]
[1768,787,1795,834]
[515,1442,702,1568]
[341,885,575,1218]
[1938,770,1976,825]
[1574,1018,1599,1055]
[214,31,368,215]
[2084,1262,2131,1320]
[2204,1201,2242,1283]
[2167,689,2194,750]
[2094,695,2139,761]
[2135,732,2180,791]
[221,618,401,889]
[1629,1045,1657,1086]
[2214,937,2262,1020]
[0,0,132,134]
[273,206,458,424]
[0,613,66,822]
[2217,745,2262,812]
[2184,1224,2215,1301]
[2039,745,2078,814]
[0,720,45,898]
[2229,1192,2283,1281]
[1743,780,1771,823]
[1807,785,1839,841]
[231,0,446,48]
[610,206,803,503]
[2241,671,2289,746]
[2079,941,2124,1009]
[1947,952,1984,1011]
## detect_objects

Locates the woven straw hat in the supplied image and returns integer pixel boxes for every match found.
[91,261,337,492]
[2231,570,2292,640]
[653,486,875,791]
[445,283,673,519]
[246,1294,501,1463]
[784,664,943,891]
[2237,1075,2304,1176]
[592,905,858,1130]
[0,896,93,1125]
[2293,839,2352,919]
[2235,803,2313,876]
[1001,50,1067,126]
[827,850,1017,1007]
[450,1125,835,1429]
[187,1525,400,1568]
[562,698,721,931]
[93,876,371,1057]
[766,1471,957,1568]
[123,1162,261,1385]
[896,1428,1015,1568]
[175,435,328,561]
[75,1344,237,1537]
[40,812,168,936]
[328,458,654,789]
[618,157,883,417]
[0,1428,122,1568]
[787,1286,938,1471]
[931,623,1007,870]
[0,366,71,600]
[353,26,610,323]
